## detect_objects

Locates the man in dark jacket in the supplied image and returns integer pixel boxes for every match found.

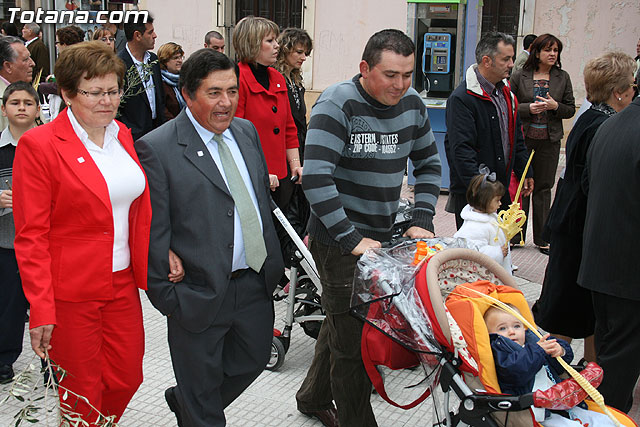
[118,15,165,140]
[445,32,533,229]
[578,96,640,413]
[22,23,49,80]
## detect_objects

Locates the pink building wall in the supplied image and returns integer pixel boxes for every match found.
[310,0,408,90]
[532,0,640,102]
[140,0,216,58]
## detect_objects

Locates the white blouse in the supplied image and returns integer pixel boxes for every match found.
[67,109,146,272]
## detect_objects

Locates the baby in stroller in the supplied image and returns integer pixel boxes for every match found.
[485,305,617,426]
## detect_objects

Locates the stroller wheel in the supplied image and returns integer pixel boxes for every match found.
[266,336,286,371]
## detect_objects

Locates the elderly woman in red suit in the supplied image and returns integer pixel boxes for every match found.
[233,16,303,209]
[12,42,165,423]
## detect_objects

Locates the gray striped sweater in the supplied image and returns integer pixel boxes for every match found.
[302,75,441,252]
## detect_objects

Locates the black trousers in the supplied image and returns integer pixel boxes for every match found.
[0,247,27,366]
[167,270,274,426]
[591,290,640,413]
[447,192,467,230]
[520,138,561,246]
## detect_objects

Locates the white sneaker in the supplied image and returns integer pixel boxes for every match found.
[512,264,519,271]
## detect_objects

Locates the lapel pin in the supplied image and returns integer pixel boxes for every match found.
[77,157,85,163]
[197,151,204,157]
[277,83,281,88]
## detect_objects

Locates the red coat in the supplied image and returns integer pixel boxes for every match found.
[12,109,152,329]
[236,62,298,179]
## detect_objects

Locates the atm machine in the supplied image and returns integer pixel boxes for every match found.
[407,1,466,189]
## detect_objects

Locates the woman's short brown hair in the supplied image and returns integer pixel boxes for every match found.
[56,26,84,46]
[232,16,279,63]
[466,173,506,213]
[92,28,115,50]
[55,41,125,98]
[157,42,184,70]
[583,51,635,104]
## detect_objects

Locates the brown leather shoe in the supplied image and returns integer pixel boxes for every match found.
[300,407,340,427]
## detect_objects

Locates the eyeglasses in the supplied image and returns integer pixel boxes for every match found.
[171,55,184,61]
[77,88,123,101]
[100,37,116,42]
[630,83,638,89]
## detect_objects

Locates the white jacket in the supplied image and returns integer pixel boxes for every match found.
[454,204,512,274]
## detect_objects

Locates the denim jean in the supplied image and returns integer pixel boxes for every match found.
[296,238,378,427]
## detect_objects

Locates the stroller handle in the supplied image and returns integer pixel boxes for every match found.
[269,196,320,281]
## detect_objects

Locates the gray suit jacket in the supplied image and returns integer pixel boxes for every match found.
[136,110,284,333]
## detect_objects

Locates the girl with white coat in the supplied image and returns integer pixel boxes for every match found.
[454,167,512,274]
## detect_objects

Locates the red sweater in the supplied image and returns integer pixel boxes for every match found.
[237,62,298,179]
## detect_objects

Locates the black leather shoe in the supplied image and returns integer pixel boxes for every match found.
[538,245,550,255]
[165,386,183,427]
[0,364,14,384]
[300,406,339,427]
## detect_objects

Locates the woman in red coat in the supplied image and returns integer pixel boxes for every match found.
[12,42,178,423]
[233,16,303,209]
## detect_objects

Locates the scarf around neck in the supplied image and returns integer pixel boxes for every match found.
[161,69,186,110]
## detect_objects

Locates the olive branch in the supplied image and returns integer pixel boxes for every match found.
[1,351,119,426]
[118,60,158,116]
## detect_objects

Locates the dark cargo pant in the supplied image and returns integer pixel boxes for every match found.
[296,238,378,427]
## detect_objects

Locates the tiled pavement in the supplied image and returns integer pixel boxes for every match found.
[2,151,639,425]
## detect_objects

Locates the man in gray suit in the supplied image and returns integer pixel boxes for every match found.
[136,49,284,426]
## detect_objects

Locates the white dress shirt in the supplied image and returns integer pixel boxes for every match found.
[126,43,157,120]
[0,125,17,148]
[67,109,146,271]
[185,108,263,271]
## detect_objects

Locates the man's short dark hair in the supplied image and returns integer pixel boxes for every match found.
[204,30,224,45]
[1,22,19,37]
[523,34,537,50]
[0,36,23,66]
[123,14,154,41]
[361,29,415,68]
[3,81,39,106]
[475,32,515,63]
[179,49,236,98]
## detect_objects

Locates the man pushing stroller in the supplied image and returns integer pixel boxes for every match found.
[295,29,441,427]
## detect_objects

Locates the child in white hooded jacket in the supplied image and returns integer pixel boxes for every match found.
[454,167,512,274]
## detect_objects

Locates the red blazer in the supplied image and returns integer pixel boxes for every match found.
[12,109,152,329]
[236,62,298,179]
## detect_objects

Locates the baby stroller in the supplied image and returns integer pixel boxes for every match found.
[351,240,636,426]
[268,198,324,371]
[267,197,416,371]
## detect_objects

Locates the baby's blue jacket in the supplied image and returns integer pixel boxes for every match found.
[490,329,573,395]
